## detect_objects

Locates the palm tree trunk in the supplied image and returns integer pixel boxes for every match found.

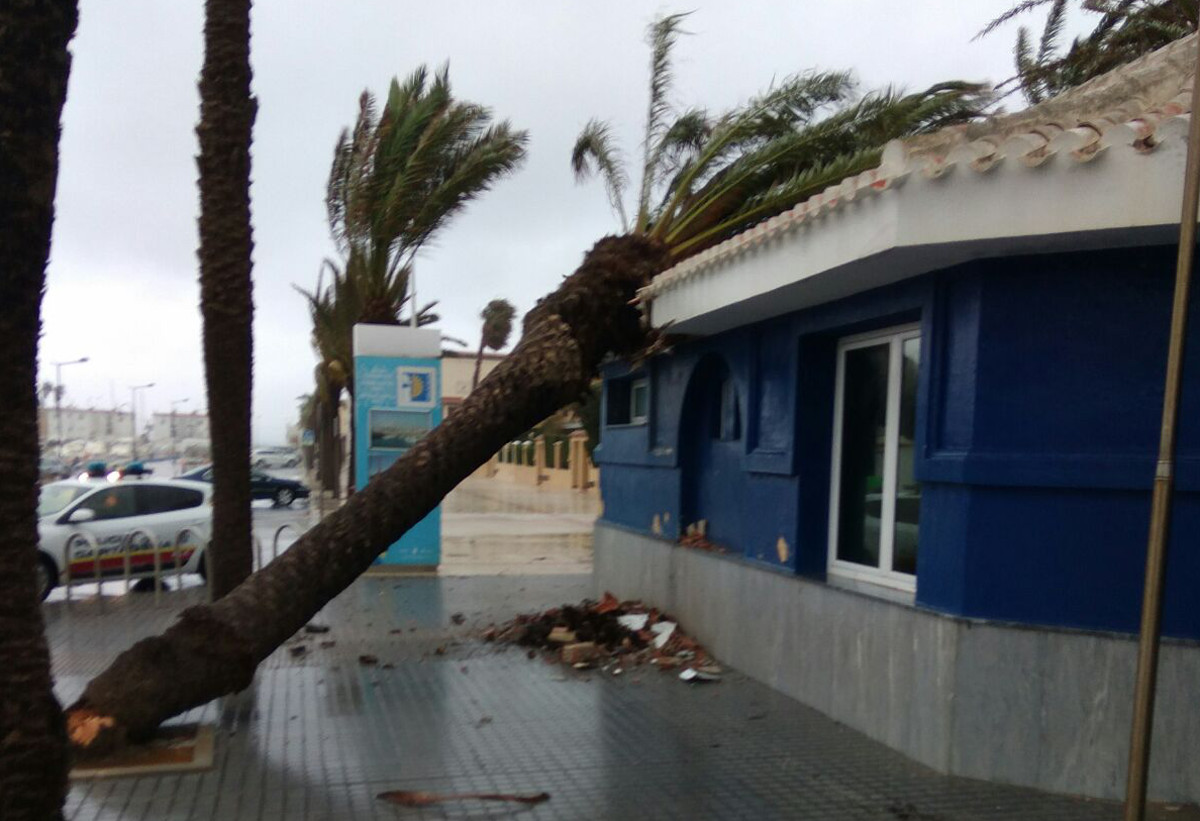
[66,234,668,750]
[317,394,341,496]
[472,339,486,391]
[197,0,256,599]
[0,1,79,816]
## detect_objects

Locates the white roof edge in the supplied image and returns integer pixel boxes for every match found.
[650,119,1189,334]
[643,33,1198,326]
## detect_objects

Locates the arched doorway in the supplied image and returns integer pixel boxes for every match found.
[679,354,744,551]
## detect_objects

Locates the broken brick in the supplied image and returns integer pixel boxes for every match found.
[560,642,600,665]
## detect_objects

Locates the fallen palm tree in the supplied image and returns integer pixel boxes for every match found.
[66,234,669,750]
[66,14,985,752]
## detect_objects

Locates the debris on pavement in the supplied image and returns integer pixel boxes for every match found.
[616,613,648,631]
[303,623,331,634]
[488,593,721,681]
[358,654,379,666]
[547,626,576,643]
[288,645,307,657]
[450,612,466,625]
[679,666,721,683]
[377,789,550,808]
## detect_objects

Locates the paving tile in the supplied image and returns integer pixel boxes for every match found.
[45,484,1190,821]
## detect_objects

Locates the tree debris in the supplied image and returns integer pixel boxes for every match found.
[488,593,720,680]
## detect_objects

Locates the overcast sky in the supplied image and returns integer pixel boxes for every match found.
[41,0,1093,444]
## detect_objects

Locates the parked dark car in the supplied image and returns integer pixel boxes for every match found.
[176,465,309,507]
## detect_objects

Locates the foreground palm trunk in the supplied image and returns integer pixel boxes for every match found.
[197,0,257,598]
[0,1,79,816]
[67,234,668,749]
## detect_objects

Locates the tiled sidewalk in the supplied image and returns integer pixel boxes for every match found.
[50,574,1193,821]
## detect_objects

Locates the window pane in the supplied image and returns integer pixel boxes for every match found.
[631,380,648,421]
[139,485,203,514]
[836,344,889,568]
[892,337,921,575]
[78,486,137,520]
[606,379,632,425]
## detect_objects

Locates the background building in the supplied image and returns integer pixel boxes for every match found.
[39,406,134,460]
[147,410,211,459]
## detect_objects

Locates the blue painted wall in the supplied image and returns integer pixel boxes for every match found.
[598,244,1200,638]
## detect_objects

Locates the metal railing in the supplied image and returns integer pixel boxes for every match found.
[59,522,302,605]
[63,527,203,606]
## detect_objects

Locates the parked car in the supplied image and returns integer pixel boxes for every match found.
[251,447,300,469]
[39,455,68,481]
[36,478,212,601]
[176,464,310,507]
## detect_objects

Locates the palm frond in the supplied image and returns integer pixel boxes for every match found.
[1015,26,1046,103]
[1038,0,1070,64]
[975,0,1058,40]
[571,118,630,229]
[635,12,692,232]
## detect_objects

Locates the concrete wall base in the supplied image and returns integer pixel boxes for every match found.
[594,521,1200,803]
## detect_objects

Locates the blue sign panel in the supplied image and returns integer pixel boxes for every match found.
[354,355,442,565]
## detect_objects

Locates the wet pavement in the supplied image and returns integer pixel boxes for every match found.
[48,479,1194,820]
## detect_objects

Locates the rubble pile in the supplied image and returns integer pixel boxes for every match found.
[484,592,723,681]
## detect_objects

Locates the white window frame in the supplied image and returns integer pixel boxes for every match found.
[630,378,649,425]
[827,322,921,593]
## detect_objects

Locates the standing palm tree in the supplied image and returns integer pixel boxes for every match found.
[65,17,984,750]
[300,69,527,492]
[0,1,78,816]
[473,299,516,390]
[196,0,257,599]
[323,66,528,330]
[978,0,1197,105]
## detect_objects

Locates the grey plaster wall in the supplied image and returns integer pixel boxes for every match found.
[594,522,1200,803]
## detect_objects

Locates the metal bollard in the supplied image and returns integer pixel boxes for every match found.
[272,524,295,563]
[64,536,75,605]
[122,532,133,595]
[93,539,103,601]
[254,534,264,571]
[174,528,191,593]
[123,529,159,604]
[68,531,100,606]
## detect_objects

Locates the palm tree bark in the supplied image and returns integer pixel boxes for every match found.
[66,234,668,750]
[197,0,257,599]
[0,1,79,816]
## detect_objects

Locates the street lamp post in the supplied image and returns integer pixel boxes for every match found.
[170,398,189,460]
[129,383,155,461]
[51,357,89,459]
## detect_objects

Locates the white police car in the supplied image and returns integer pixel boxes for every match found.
[36,477,213,600]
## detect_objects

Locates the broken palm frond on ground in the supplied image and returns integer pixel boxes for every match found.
[485,592,724,682]
[378,790,550,808]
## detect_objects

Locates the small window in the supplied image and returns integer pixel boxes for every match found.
[606,376,649,426]
[630,379,648,424]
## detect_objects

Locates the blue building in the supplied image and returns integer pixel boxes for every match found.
[594,35,1200,803]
